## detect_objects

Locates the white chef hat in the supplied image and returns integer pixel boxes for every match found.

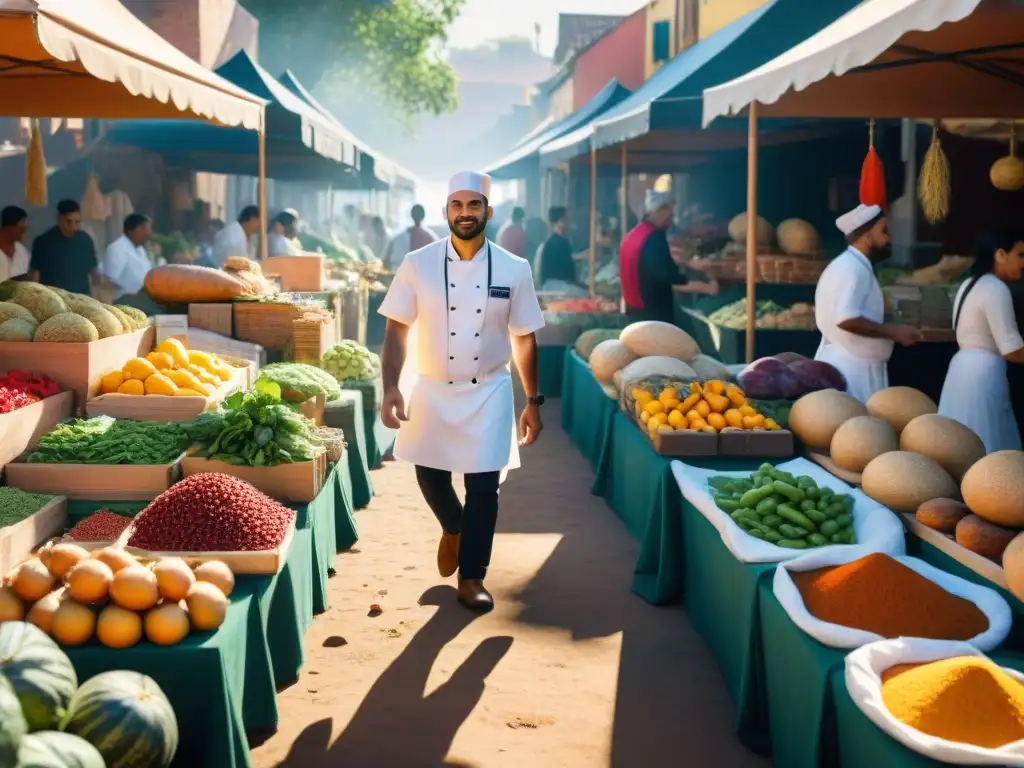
[448,171,492,200]
[835,203,883,236]
[645,189,674,213]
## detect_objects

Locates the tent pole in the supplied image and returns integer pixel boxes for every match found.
[745,102,759,364]
[258,130,268,262]
[620,142,628,237]
[589,144,597,297]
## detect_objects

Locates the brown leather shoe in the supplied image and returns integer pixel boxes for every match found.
[457,579,494,611]
[437,532,460,578]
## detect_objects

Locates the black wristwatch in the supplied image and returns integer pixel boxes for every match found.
[527,394,545,406]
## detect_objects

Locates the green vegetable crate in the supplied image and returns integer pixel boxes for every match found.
[181,450,328,504]
[4,452,185,501]
[0,495,67,574]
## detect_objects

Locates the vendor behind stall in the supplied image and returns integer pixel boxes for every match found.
[534,206,579,287]
[98,214,153,303]
[268,210,300,256]
[30,200,98,296]
[0,206,30,282]
[814,204,922,403]
[938,229,1024,452]
[213,205,259,265]
[619,191,717,323]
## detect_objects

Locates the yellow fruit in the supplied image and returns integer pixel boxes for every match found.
[680,392,702,413]
[116,379,145,396]
[650,412,668,427]
[145,602,190,646]
[689,418,708,431]
[187,349,215,369]
[667,410,686,429]
[153,558,195,602]
[707,413,727,431]
[633,389,653,405]
[96,604,143,649]
[144,373,178,396]
[702,425,718,435]
[166,369,201,389]
[739,404,756,417]
[190,382,213,397]
[109,564,160,611]
[100,370,125,394]
[51,600,96,646]
[741,415,759,430]
[640,411,650,424]
[764,418,780,431]
[186,582,228,631]
[146,351,175,370]
[174,388,202,397]
[66,559,113,604]
[725,385,746,407]
[187,365,220,386]
[706,393,731,413]
[685,409,702,422]
[194,561,234,597]
[123,357,157,381]
[695,400,711,418]
[643,400,665,416]
[724,409,744,428]
[155,337,190,368]
[703,380,726,397]
[0,586,24,623]
[689,381,702,395]
[663,399,681,410]
[211,363,233,382]
[647,418,660,434]
[658,386,679,405]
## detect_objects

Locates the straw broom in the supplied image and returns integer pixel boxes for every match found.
[25,119,47,207]
[918,121,950,224]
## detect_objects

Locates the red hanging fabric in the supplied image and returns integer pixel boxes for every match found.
[860,120,887,209]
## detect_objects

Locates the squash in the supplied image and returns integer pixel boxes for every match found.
[144,263,253,304]
[619,321,699,361]
[915,498,969,534]
[589,340,637,384]
[0,674,27,767]
[16,731,105,768]
[66,560,114,604]
[50,601,96,647]
[185,582,227,631]
[12,559,55,603]
[194,561,234,597]
[144,602,190,646]
[574,329,621,362]
[109,565,159,612]
[955,515,1017,560]
[0,621,78,730]
[96,605,143,649]
[961,450,1024,527]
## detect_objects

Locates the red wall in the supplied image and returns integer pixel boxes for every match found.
[571,10,646,110]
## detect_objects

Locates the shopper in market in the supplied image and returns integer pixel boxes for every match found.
[619,190,718,323]
[0,206,30,282]
[268,210,301,256]
[98,213,154,304]
[534,206,578,287]
[212,205,260,265]
[938,228,1024,452]
[29,199,98,296]
[497,206,527,257]
[378,170,545,611]
[382,204,437,271]
[814,204,923,402]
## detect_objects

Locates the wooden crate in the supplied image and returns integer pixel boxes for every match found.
[0,327,155,412]
[902,515,1007,589]
[85,366,246,422]
[718,428,795,458]
[649,429,718,456]
[292,317,334,363]
[188,303,233,336]
[805,450,863,485]
[0,391,74,472]
[182,451,327,503]
[0,496,67,574]
[233,302,299,350]
[262,255,325,292]
[5,453,185,501]
[299,393,325,426]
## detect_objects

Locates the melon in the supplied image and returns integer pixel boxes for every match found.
[899,414,986,480]
[0,675,27,766]
[153,558,195,602]
[63,671,179,768]
[619,321,699,361]
[616,356,697,392]
[16,731,104,768]
[829,415,898,472]
[788,389,868,450]
[0,621,77,731]
[50,602,95,648]
[728,212,773,245]
[866,386,937,434]
[574,328,620,362]
[193,561,234,598]
[861,451,959,512]
[1003,533,1024,602]
[589,340,637,384]
[777,218,820,256]
[961,450,1024,527]
[689,354,730,381]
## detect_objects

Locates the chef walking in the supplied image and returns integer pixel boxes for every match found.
[814,204,922,402]
[378,171,546,611]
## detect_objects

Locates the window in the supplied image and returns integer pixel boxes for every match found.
[652,19,671,63]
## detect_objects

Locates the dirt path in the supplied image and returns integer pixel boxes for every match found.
[250,400,771,768]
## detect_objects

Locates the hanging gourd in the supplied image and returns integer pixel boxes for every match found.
[80,174,108,221]
[24,118,47,207]
[859,119,887,208]
[989,122,1024,192]
[918,121,951,224]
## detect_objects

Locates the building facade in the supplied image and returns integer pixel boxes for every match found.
[698,0,772,39]
[572,8,646,109]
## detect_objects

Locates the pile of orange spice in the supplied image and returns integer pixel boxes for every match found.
[791,553,989,640]
[882,657,1024,748]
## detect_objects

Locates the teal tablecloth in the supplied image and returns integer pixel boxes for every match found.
[323,391,374,509]
[559,350,616,472]
[297,460,358,613]
[538,344,567,397]
[592,411,680,605]
[365,408,396,468]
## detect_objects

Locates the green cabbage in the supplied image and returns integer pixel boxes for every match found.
[320,341,377,382]
[255,363,342,403]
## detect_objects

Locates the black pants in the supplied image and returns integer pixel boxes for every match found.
[415,466,500,581]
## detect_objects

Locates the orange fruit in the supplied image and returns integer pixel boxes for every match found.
[174,388,202,397]
[144,373,178,396]
[100,370,125,394]
[166,369,202,390]
[146,351,175,370]
[155,338,190,368]
[123,357,157,381]
[117,379,145,396]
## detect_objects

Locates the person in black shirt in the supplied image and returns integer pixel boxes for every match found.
[535,206,579,287]
[30,199,98,295]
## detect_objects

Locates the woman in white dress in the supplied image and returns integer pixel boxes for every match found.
[938,229,1024,452]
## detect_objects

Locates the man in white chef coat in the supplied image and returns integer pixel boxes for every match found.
[815,204,923,402]
[378,171,546,611]
[212,205,260,265]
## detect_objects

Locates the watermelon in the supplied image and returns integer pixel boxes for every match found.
[574,328,621,362]
[0,622,77,731]
[16,731,104,768]
[62,671,178,768]
[0,673,28,765]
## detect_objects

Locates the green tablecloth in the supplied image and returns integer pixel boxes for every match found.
[365,408,396,468]
[324,391,374,509]
[366,292,387,348]
[559,350,616,473]
[538,344,566,397]
[592,411,681,605]
[681,495,773,752]
[300,460,358,613]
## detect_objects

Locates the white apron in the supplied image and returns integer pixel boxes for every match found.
[939,349,1021,453]
[814,341,888,404]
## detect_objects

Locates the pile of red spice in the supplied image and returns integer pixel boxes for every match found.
[127,473,294,552]
[0,370,60,414]
[65,510,133,542]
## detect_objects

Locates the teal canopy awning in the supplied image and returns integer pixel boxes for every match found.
[483,79,632,179]
[539,0,863,167]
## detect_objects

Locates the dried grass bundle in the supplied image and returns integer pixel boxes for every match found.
[918,123,951,224]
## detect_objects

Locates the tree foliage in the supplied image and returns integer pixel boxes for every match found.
[239,0,464,122]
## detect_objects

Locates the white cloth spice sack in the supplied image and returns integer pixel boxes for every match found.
[846,638,1024,765]
[670,457,905,564]
[775,546,1011,650]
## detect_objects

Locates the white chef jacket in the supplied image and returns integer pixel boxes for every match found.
[378,237,545,474]
[268,232,299,257]
[0,241,30,282]
[102,235,151,300]
[814,246,892,403]
[212,221,254,266]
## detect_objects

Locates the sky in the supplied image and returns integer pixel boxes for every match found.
[445,0,645,57]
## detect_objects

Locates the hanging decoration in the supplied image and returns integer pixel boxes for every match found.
[918,121,951,224]
[81,174,109,221]
[24,119,47,207]
[989,121,1024,192]
[859,119,887,208]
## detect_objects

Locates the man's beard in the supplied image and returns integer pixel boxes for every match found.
[448,216,487,241]
[868,242,893,263]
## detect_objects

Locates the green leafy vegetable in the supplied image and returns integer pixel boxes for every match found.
[255,363,342,403]
[26,416,190,465]
[0,487,56,527]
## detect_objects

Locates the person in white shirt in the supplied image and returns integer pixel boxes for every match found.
[212,205,260,266]
[378,171,545,611]
[101,214,153,302]
[268,210,301,257]
[814,204,922,402]
[939,229,1024,452]
[0,206,31,282]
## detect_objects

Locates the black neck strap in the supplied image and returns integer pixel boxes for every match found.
[444,239,492,304]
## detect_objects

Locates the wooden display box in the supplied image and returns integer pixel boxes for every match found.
[806,450,864,485]
[649,429,718,457]
[233,302,299,351]
[718,428,794,458]
[0,327,155,412]
[291,317,334,363]
[188,303,233,336]
[182,450,327,503]
[0,496,67,574]
[682,308,819,365]
[0,391,74,472]
[902,515,1007,589]
[5,453,185,501]
[85,366,247,422]
[262,255,325,292]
